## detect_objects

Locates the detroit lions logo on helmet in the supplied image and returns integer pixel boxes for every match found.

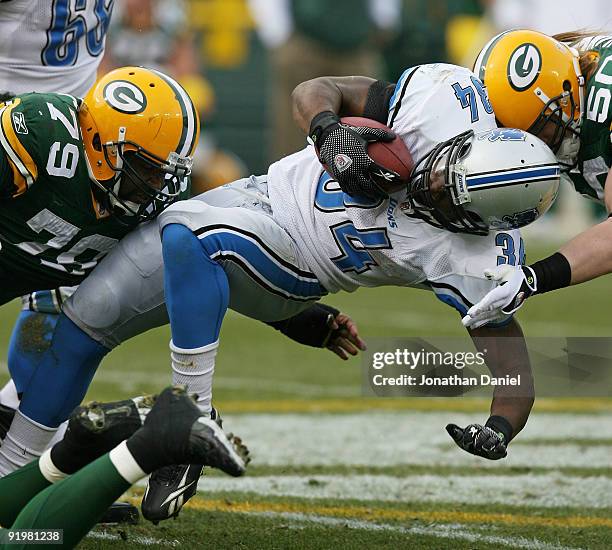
[501,208,539,228]
[507,43,542,91]
[477,128,527,142]
[103,81,147,114]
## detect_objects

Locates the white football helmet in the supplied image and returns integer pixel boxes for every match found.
[405,128,560,235]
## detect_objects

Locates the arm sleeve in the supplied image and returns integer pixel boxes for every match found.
[363,80,396,124]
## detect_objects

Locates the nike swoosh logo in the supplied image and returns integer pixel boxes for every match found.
[161,480,197,507]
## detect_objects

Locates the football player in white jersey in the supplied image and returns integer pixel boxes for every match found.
[0,0,360,451]
[2,63,560,521]
[0,0,361,527]
[0,0,113,96]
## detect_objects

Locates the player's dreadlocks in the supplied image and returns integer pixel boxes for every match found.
[553,30,609,81]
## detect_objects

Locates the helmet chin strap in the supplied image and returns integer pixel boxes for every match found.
[106,126,140,215]
[569,47,586,117]
[532,46,585,130]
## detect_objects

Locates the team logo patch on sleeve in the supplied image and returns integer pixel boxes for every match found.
[507,43,542,91]
[103,81,147,114]
[12,112,28,134]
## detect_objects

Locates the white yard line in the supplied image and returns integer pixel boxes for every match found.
[197,473,612,509]
[88,531,180,547]
[234,511,584,550]
[220,412,612,469]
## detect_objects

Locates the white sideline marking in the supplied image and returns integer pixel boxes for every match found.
[221,412,612,469]
[248,512,584,550]
[198,472,612,509]
[88,531,180,547]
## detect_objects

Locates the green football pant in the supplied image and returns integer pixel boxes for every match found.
[0,455,131,549]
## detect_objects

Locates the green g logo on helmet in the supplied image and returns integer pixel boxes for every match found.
[507,43,542,91]
[103,80,147,114]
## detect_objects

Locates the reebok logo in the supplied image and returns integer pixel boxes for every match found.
[12,112,27,134]
[373,168,395,181]
[334,154,353,172]
[161,480,197,507]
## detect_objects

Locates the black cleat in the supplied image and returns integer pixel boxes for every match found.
[50,395,155,475]
[141,407,224,523]
[135,392,249,523]
[0,404,16,441]
[142,463,203,523]
[99,502,140,525]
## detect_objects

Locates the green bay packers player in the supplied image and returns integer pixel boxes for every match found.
[0,64,199,470]
[463,30,612,327]
[0,65,197,304]
[0,0,117,414]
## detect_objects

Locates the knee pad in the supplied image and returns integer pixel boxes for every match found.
[63,221,167,349]
[158,199,211,233]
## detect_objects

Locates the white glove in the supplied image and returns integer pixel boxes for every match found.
[461,264,537,329]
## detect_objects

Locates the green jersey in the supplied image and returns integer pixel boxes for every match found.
[0,93,134,304]
[568,35,612,202]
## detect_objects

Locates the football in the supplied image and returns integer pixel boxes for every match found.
[341,116,414,194]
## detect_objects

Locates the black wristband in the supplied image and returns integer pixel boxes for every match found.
[308,110,340,147]
[363,80,395,124]
[529,252,572,295]
[265,303,340,348]
[485,415,513,443]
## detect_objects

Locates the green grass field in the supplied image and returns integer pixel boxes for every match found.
[0,244,610,549]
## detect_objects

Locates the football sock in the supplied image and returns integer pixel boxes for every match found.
[8,453,133,548]
[7,310,59,396]
[0,459,50,528]
[0,411,57,477]
[170,340,217,414]
[162,224,229,412]
[0,380,18,410]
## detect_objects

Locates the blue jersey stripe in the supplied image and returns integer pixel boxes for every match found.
[434,293,468,316]
[389,67,415,109]
[198,231,324,300]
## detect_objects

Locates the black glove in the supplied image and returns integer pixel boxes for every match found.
[446,423,508,460]
[265,303,340,348]
[309,111,395,199]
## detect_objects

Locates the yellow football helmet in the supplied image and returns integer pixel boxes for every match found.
[79,66,200,221]
[473,29,584,156]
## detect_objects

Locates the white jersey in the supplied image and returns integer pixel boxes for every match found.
[0,0,114,97]
[268,64,523,318]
